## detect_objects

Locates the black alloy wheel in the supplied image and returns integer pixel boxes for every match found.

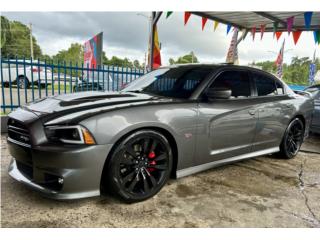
[106,130,172,203]
[17,76,29,89]
[279,118,304,159]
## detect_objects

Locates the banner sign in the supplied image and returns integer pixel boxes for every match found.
[226,28,239,64]
[84,32,103,69]
[309,63,316,85]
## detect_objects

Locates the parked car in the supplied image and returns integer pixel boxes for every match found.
[73,71,113,92]
[1,60,53,89]
[7,64,313,202]
[73,66,142,92]
[304,84,320,134]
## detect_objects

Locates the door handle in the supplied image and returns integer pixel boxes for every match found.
[248,109,256,115]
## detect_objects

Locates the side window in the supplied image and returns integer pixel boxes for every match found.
[253,72,283,96]
[209,70,251,98]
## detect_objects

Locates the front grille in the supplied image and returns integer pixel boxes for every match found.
[7,118,31,147]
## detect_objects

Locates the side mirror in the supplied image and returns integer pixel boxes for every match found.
[206,87,232,100]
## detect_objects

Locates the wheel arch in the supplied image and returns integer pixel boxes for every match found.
[291,114,306,129]
[16,74,29,81]
[100,126,179,193]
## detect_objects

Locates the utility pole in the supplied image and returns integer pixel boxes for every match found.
[29,23,34,59]
[137,13,152,71]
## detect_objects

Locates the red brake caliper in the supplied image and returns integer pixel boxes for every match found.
[147,151,156,172]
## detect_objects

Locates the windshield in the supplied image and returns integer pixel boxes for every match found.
[122,67,213,99]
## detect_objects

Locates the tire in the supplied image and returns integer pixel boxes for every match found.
[105,130,173,203]
[279,118,304,159]
[16,76,29,89]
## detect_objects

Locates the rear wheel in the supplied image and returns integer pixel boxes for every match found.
[16,76,29,89]
[279,118,304,159]
[105,130,172,203]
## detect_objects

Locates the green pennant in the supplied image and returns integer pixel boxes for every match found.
[166,12,173,19]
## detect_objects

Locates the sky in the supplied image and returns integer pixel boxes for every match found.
[2,12,319,65]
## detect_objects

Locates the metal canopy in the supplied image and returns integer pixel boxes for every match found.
[191,12,320,32]
[149,11,320,70]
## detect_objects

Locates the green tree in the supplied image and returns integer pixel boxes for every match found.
[254,56,319,85]
[254,60,277,74]
[1,16,11,48]
[0,16,42,59]
[52,43,83,65]
[169,52,199,65]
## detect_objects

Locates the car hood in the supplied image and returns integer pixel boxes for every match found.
[22,91,175,124]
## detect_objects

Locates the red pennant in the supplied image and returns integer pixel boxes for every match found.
[202,17,208,30]
[260,24,266,40]
[251,26,256,41]
[184,12,191,25]
[292,31,302,45]
[275,31,282,41]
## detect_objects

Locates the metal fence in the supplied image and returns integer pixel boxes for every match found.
[0,58,145,113]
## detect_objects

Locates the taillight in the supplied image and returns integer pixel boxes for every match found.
[32,67,42,72]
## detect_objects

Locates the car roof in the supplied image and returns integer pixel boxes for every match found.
[159,63,280,79]
[161,63,268,72]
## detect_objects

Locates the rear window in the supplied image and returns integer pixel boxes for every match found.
[253,72,284,96]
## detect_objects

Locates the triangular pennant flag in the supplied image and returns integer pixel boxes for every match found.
[304,12,313,29]
[227,24,232,35]
[166,12,173,19]
[292,31,302,45]
[202,17,208,31]
[275,31,282,41]
[213,21,219,31]
[273,22,279,38]
[313,31,318,44]
[251,26,256,41]
[260,24,266,40]
[287,16,294,35]
[184,12,191,25]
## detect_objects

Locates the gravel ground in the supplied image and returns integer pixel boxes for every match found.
[1,134,319,227]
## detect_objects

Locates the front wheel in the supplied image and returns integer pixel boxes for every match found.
[279,118,304,159]
[105,130,172,203]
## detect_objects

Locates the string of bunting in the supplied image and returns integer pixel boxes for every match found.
[165,11,319,45]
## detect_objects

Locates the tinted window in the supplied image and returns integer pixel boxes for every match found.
[123,67,213,99]
[209,70,251,98]
[253,73,284,96]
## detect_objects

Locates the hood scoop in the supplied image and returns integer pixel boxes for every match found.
[59,94,134,107]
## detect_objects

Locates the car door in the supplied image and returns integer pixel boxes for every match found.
[195,69,258,165]
[250,71,292,152]
[311,90,320,130]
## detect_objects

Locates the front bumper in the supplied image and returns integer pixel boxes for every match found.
[8,139,113,200]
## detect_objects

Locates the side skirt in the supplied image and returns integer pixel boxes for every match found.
[176,147,279,178]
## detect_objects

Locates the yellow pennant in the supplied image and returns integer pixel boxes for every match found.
[213,21,219,31]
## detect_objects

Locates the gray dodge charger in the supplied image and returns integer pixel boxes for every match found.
[7,64,314,202]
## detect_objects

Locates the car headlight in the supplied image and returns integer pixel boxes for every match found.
[45,125,96,145]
